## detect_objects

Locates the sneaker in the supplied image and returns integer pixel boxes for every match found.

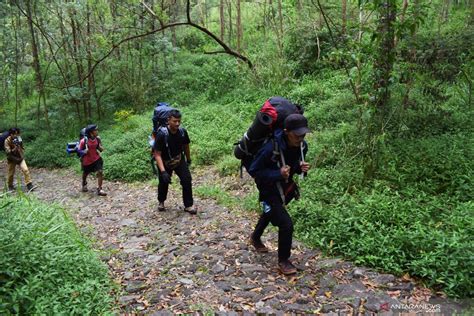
[249,233,269,253]
[81,184,88,192]
[97,188,107,196]
[157,202,166,212]
[184,206,197,215]
[278,260,297,275]
[26,183,36,192]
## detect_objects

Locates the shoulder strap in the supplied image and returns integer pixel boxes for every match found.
[271,138,286,203]
[159,127,172,159]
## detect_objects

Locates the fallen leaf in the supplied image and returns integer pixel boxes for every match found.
[387,290,401,298]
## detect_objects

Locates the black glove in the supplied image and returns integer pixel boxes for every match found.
[187,159,192,167]
[160,171,171,184]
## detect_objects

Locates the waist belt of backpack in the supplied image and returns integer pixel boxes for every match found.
[272,139,286,204]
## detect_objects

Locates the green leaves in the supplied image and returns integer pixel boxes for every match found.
[0,195,114,314]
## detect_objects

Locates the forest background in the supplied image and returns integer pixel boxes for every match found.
[0,0,472,313]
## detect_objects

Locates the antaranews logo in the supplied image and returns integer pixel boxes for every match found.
[390,303,441,313]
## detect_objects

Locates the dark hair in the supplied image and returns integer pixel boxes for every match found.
[8,127,20,134]
[168,109,182,119]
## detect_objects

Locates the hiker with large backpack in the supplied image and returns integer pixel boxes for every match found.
[153,109,196,214]
[78,124,107,196]
[3,128,36,191]
[149,102,176,175]
[248,114,310,275]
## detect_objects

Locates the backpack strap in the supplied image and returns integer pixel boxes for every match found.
[271,139,286,204]
[160,126,185,160]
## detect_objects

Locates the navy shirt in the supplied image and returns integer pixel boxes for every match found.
[153,127,190,160]
[248,129,308,202]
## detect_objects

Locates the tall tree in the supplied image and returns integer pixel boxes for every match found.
[236,0,242,52]
[365,0,397,179]
[219,0,225,41]
[342,0,347,35]
[24,0,50,131]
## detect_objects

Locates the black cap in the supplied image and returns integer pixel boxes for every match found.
[85,124,97,135]
[284,114,310,136]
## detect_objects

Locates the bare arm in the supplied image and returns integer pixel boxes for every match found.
[184,144,191,162]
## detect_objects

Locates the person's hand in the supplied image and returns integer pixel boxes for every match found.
[186,159,192,167]
[280,165,290,179]
[160,171,171,184]
[300,162,310,173]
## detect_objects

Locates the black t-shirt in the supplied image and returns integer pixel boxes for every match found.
[153,127,190,160]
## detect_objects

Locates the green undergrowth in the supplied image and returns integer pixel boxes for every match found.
[0,194,115,314]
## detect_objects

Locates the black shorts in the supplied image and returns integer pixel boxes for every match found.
[82,157,103,174]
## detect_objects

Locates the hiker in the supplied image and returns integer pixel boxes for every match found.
[248,114,311,275]
[79,124,107,196]
[4,128,35,191]
[153,109,196,214]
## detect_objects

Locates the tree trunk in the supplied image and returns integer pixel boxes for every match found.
[13,9,20,126]
[395,0,409,46]
[277,0,283,38]
[70,10,88,121]
[364,0,397,180]
[171,0,178,61]
[227,0,233,45]
[342,0,347,35]
[443,0,450,22]
[237,0,242,52]
[58,5,81,121]
[25,0,50,131]
[86,3,94,120]
[220,0,225,41]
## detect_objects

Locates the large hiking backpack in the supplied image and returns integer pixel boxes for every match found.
[66,127,90,158]
[234,96,303,173]
[0,131,10,151]
[152,102,176,135]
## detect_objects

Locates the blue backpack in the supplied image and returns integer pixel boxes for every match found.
[152,102,176,135]
[66,127,91,158]
[0,131,10,151]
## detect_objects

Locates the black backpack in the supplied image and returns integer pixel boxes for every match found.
[234,96,303,173]
[0,131,10,151]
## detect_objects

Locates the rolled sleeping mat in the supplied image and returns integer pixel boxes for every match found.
[234,111,273,159]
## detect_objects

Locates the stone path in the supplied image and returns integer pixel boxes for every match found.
[1,163,470,315]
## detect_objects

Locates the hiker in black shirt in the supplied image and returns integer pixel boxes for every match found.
[153,109,196,214]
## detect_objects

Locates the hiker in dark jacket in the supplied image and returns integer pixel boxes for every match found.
[248,114,311,275]
[79,124,106,196]
[4,128,35,191]
[153,109,196,214]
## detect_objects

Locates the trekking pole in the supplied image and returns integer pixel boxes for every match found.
[300,142,305,180]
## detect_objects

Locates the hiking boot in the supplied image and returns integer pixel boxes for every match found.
[278,260,297,275]
[26,183,36,192]
[81,184,88,192]
[184,206,197,215]
[97,188,107,196]
[157,202,166,212]
[250,233,269,253]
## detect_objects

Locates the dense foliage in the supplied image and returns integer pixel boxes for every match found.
[0,0,472,299]
[0,194,115,314]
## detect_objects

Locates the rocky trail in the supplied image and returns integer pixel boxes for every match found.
[2,164,470,315]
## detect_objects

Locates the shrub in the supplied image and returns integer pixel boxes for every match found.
[0,194,114,314]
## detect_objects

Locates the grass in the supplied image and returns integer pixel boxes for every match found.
[0,193,115,315]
